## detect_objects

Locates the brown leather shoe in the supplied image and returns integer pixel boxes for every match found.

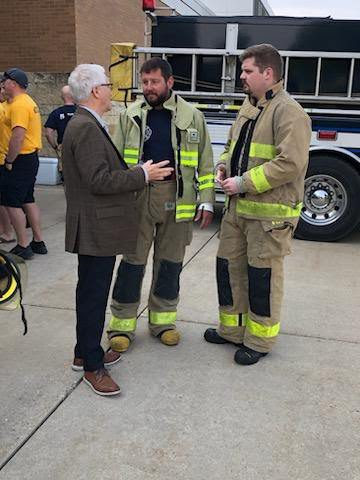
[83,368,121,396]
[72,350,121,372]
[72,357,84,371]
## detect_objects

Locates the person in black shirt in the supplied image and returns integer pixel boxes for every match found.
[45,85,76,180]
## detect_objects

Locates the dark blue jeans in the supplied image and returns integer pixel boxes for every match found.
[75,255,116,371]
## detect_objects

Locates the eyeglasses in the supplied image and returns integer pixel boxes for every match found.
[99,83,113,88]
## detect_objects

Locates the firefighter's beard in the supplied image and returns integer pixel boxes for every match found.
[144,87,170,107]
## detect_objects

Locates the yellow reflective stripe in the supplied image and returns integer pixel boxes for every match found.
[176,204,196,219]
[181,151,198,157]
[198,174,214,182]
[180,150,198,167]
[220,153,228,162]
[0,274,17,303]
[149,311,177,325]
[109,315,137,332]
[219,311,239,327]
[249,142,276,160]
[250,165,272,193]
[176,204,196,211]
[124,148,139,165]
[175,204,196,219]
[181,160,198,167]
[198,173,215,191]
[199,182,214,191]
[246,317,280,338]
[236,199,302,219]
[124,148,138,157]
[176,213,195,219]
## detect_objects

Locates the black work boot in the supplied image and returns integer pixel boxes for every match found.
[204,328,242,346]
[234,345,268,365]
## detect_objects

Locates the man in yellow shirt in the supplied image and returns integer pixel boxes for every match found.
[0,68,47,259]
[0,86,15,243]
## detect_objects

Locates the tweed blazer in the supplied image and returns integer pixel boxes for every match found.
[62,107,146,256]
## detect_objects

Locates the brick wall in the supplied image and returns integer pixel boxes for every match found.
[0,1,176,156]
[0,0,76,72]
[25,73,71,157]
[24,72,127,157]
[74,0,147,71]
[0,0,175,73]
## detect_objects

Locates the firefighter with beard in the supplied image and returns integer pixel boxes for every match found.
[204,44,311,365]
[107,57,214,351]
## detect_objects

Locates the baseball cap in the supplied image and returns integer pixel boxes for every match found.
[1,68,28,88]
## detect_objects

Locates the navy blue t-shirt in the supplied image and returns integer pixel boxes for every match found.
[143,109,175,176]
[44,104,76,144]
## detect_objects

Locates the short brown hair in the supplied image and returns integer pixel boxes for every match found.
[240,44,283,82]
[140,57,173,81]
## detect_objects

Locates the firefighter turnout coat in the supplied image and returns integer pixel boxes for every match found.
[113,92,215,218]
[216,81,312,352]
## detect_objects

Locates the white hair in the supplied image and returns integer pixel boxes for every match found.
[68,64,107,103]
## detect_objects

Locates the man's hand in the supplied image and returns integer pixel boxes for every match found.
[221,176,244,196]
[194,208,213,229]
[143,160,173,181]
[216,164,227,182]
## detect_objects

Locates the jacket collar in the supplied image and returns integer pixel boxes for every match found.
[253,80,283,107]
[76,106,104,129]
[127,91,194,130]
[240,81,283,119]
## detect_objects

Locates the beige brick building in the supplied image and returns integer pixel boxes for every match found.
[0,0,171,155]
[0,0,170,73]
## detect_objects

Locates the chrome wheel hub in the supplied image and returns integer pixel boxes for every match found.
[301,174,347,226]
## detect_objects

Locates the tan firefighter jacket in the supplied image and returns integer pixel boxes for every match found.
[219,81,312,227]
[113,92,215,222]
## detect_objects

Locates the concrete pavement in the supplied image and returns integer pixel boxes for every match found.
[0,185,359,479]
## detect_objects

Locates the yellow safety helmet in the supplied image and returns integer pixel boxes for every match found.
[0,249,28,334]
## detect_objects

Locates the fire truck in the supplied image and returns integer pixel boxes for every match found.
[110,14,360,242]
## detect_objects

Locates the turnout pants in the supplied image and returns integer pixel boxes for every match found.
[216,197,293,353]
[108,180,193,340]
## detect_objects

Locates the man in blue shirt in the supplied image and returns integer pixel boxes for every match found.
[44,85,76,179]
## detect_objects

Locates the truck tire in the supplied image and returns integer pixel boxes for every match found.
[295,155,360,242]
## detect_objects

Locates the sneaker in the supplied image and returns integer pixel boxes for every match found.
[9,244,34,260]
[83,368,121,396]
[30,240,48,255]
[234,345,268,365]
[204,328,242,346]
[160,329,180,346]
[72,349,121,372]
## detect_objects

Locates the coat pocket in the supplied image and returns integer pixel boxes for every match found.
[258,220,294,258]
